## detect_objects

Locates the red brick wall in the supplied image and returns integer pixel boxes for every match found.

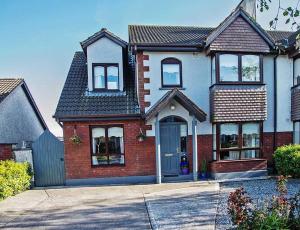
[0,144,13,161]
[64,119,293,180]
[137,52,150,113]
[63,120,156,179]
[209,159,267,173]
[262,132,293,165]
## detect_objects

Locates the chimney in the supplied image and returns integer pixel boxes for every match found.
[239,0,256,20]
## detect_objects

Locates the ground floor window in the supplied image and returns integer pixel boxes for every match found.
[215,122,261,160]
[91,126,124,166]
[294,122,300,144]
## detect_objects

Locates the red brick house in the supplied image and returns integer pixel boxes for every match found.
[54,5,300,185]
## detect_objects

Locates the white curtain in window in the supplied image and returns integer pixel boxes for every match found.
[92,128,105,153]
[94,66,105,88]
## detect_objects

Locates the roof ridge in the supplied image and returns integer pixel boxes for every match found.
[129,24,215,29]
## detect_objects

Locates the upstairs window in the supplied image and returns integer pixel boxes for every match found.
[161,58,182,87]
[93,64,119,90]
[217,54,262,83]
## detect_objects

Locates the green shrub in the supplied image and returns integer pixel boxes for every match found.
[0,160,32,200]
[274,145,300,178]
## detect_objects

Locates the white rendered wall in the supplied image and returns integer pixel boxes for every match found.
[294,58,300,85]
[87,37,124,91]
[263,56,274,132]
[276,55,293,132]
[144,52,212,136]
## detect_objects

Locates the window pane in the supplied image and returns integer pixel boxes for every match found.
[92,128,106,154]
[241,150,260,159]
[108,127,124,154]
[92,155,108,165]
[107,66,119,90]
[220,150,240,160]
[220,123,238,149]
[163,64,180,85]
[242,123,260,148]
[242,55,260,82]
[219,54,239,82]
[180,124,187,152]
[94,66,105,88]
[109,154,124,165]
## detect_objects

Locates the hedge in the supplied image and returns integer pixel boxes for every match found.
[0,160,33,200]
[274,144,300,178]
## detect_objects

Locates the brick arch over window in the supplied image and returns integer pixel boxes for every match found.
[161,57,182,88]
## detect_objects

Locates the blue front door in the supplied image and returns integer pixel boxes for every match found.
[160,123,181,175]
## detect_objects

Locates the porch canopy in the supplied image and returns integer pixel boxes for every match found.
[144,88,207,183]
[144,88,206,122]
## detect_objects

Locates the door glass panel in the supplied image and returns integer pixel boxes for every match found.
[219,54,239,82]
[107,66,119,89]
[180,124,187,152]
[94,66,105,88]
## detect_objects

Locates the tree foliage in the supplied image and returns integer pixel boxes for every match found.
[258,0,300,30]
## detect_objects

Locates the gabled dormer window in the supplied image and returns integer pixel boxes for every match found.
[161,58,182,88]
[217,54,262,83]
[92,63,119,90]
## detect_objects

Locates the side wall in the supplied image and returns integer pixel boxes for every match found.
[0,86,44,145]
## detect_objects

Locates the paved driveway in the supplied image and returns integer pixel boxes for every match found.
[0,182,218,229]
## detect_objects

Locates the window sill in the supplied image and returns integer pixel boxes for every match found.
[213,158,266,163]
[91,164,126,168]
[159,87,186,90]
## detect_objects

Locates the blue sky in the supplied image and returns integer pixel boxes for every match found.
[0,0,298,136]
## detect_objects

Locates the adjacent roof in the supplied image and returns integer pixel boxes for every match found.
[80,28,127,53]
[129,9,294,50]
[0,78,23,103]
[0,78,47,129]
[54,52,140,120]
[288,29,300,47]
[129,25,214,47]
[144,88,206,122]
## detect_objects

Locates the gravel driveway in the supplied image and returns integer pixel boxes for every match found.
[0,182,219,230]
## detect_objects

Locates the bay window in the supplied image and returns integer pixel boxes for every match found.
[217,54,262,83]
[93,64,119,90]
[91,126,124,166]
[218,122,261,160]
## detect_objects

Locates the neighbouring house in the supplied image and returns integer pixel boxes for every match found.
[0,78,47,160]
[54,1,300,184]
